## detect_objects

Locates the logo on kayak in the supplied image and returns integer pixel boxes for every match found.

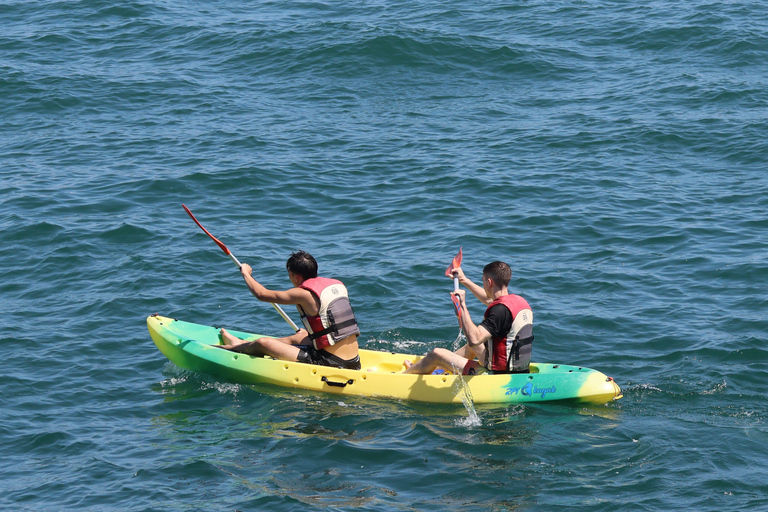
[332,287,339,295]
[504,381,556,398]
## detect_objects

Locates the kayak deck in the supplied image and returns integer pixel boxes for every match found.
[148,315,622,405]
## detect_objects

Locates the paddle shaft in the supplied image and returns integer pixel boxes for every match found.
[182,204,300,332]
[447,248,463,327]
[224,250,300,333]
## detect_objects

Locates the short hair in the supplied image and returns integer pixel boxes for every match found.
[286,250,318,280]
[482,261,511,287]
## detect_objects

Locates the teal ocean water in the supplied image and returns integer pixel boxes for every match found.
[2,0,768,509]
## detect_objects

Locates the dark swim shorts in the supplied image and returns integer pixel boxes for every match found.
[297,345,361,371]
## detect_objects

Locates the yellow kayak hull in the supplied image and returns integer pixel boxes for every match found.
[148,315,622,405]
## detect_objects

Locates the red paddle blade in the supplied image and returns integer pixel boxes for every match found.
[445,247,463,277]
[182,204,231,255]
[451,294,463,330]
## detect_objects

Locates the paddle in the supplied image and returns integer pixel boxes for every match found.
[445,247,463,330]
[444,247,480,422]
[182,204,300,332]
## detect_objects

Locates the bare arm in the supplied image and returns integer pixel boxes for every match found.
[240,264,317,313]
[453,290,493,349]
[452,266,492,306]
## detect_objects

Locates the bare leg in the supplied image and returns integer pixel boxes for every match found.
[453,343,478,360]
[218,328,248,348]
[403,347,470,375]
[218,333,303,363]
[249,337,303,361]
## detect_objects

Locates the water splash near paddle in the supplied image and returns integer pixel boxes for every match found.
[451,330,467,352]
[450,361,481,426]
[444,248,480,425]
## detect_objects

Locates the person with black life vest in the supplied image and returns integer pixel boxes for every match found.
[218,250,362,370]
[403,260,533,375]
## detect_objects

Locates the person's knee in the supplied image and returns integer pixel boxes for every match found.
[251,337,276,349]
[431,347,452,359]
[233,339,267,355]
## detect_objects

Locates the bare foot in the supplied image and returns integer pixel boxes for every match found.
[219,328,244,347]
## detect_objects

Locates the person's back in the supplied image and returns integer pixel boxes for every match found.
[482,292,533,374]
[295,273,360,363]
[218,250,361,370]
[404,260,532,375]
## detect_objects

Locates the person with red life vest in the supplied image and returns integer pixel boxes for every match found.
[218,251,361,370]
[403,261,533,375]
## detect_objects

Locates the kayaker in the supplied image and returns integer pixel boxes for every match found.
[403,261,533,375]
[218,250,362,370]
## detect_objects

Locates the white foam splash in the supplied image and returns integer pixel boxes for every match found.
[450,359,481,427]
[391,339,428,351]
[701,380,727,395]
[451,331,467,351]
[203,381,242,396]
[455,413,482,428]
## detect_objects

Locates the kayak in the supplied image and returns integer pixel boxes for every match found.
[147,315,622,405]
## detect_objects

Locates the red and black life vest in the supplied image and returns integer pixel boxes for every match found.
[484,294,534,373]
[297,277,360,350]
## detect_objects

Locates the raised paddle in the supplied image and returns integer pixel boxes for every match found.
[445,247,463,330]
[182,204,300,332]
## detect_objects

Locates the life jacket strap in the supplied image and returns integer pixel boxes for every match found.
[507,335,534,372]
[307,318,358,340]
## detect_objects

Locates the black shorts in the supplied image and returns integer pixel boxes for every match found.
[297,345,361,371]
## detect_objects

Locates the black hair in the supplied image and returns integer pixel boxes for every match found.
[482,261,511,287]
[286,250,318,280]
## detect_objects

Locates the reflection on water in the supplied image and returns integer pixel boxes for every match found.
[147,358,640,510]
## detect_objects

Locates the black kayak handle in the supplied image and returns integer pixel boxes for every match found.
[321,376,354,388]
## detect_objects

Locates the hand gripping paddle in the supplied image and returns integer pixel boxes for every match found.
[182,204,300,332]
[445,247,463,330]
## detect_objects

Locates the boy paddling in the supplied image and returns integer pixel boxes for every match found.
[404,261,533,375]
[219,250,362,370]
